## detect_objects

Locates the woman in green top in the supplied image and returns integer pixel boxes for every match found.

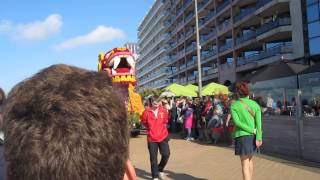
[230,82,262,180]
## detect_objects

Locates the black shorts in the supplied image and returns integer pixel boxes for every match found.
[235,135,257,156]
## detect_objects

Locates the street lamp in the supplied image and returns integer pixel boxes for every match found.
[194,0,203,98]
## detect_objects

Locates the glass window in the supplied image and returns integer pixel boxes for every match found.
[307,0,318,6]
[299,72,320,117]
[309,37,320,55]
[308,21,320,38]
[307,4,320,23]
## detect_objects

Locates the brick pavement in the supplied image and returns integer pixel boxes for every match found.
[129,134,320,180]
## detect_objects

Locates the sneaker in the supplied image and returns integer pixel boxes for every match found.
[153,178,160,180]
[190,137,195,141]
[159,172,167,180]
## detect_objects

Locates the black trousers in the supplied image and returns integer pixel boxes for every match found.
[147,137,170,178]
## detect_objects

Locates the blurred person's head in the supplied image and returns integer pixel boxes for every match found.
[235,81,250,98]
[0,87,5,106]
[149,95,160,110]
[2,64,136,180]
[0,87,5,131]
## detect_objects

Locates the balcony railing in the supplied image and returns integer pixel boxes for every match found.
[187,60,197,67]
[218,19,231,33]
[174,0,192,21]
[235,31,256,45]
[163,10,171,17]
[185,27,195,38]
[256,0,272,9]
[184,12,194,23]
[185,43,197,53]
[256,17,291,36]
[237,42,293,66]
[177,35,185,44]
[216,0,230,14]
[234,7,256,23]
[179,64,187,70]
[203,68,218,76]
[218,40,233,53]
[177,50,185,59]
[198,0,210,12]
[202,49,217,60]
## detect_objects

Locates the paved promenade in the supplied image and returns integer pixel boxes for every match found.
[129,134,320,180]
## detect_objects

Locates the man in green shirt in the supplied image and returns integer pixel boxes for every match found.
[230,82,262,180]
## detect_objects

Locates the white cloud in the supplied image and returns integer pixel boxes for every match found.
[0,14,63,41]
[0,20,13,32]
[54,26,125,50]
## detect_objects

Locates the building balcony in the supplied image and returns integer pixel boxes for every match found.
[198,0,210,12]
[176,49,185,60]
[233,7,256,24]
[154,80,170,89]
[185,43,197,54]
[218,40,233,53]
[137,57,168,78]
[185,27,195,39]
[179,64,187,71]
[184,12,194,24]
[163,10,171,17]
[256,17,291,36]
[216,0,231,15]
[164,20,172,28]
[236,42,293,67]
[235,31,256,46]
[180,78,187,85]
[202,49,218,61]
[174,0,193,22]
[202,68,219,81]
[201,29,217,45]
[200,10,216,29]
[166,54,178,65]
[169,41,178,49]
[256,0,272,9]
[187,60,197,67]
[218,19,231,34]
[139,67,170,86]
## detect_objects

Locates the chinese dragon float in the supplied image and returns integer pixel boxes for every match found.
[98,47,144,135]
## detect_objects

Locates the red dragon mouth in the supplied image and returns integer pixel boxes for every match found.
[109,54,135,76]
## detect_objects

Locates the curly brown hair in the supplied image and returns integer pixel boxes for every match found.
[0,87,5,105]
[235,81,250,98]
[3,64,128,180]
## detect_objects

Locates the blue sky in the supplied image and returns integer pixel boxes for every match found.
[0,0,154,93]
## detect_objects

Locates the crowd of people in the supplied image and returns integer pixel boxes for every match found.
[153,94,235,145]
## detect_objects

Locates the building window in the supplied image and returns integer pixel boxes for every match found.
[307,2,320,23]
[308,22,320,38]
[309,37,320,55]
[307,0,320,55]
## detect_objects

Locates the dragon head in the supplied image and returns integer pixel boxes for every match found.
[98,47,136,85]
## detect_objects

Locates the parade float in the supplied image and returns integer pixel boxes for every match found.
[98,47,144,136]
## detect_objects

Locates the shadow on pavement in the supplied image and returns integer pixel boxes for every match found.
[135,168,208,180]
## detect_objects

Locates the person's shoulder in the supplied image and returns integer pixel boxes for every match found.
[248,99,261,108]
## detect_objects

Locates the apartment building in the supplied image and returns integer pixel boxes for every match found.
[164,0,305,85]
[136,0,169,90]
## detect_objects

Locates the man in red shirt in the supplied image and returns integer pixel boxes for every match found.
[141,95,170,180]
